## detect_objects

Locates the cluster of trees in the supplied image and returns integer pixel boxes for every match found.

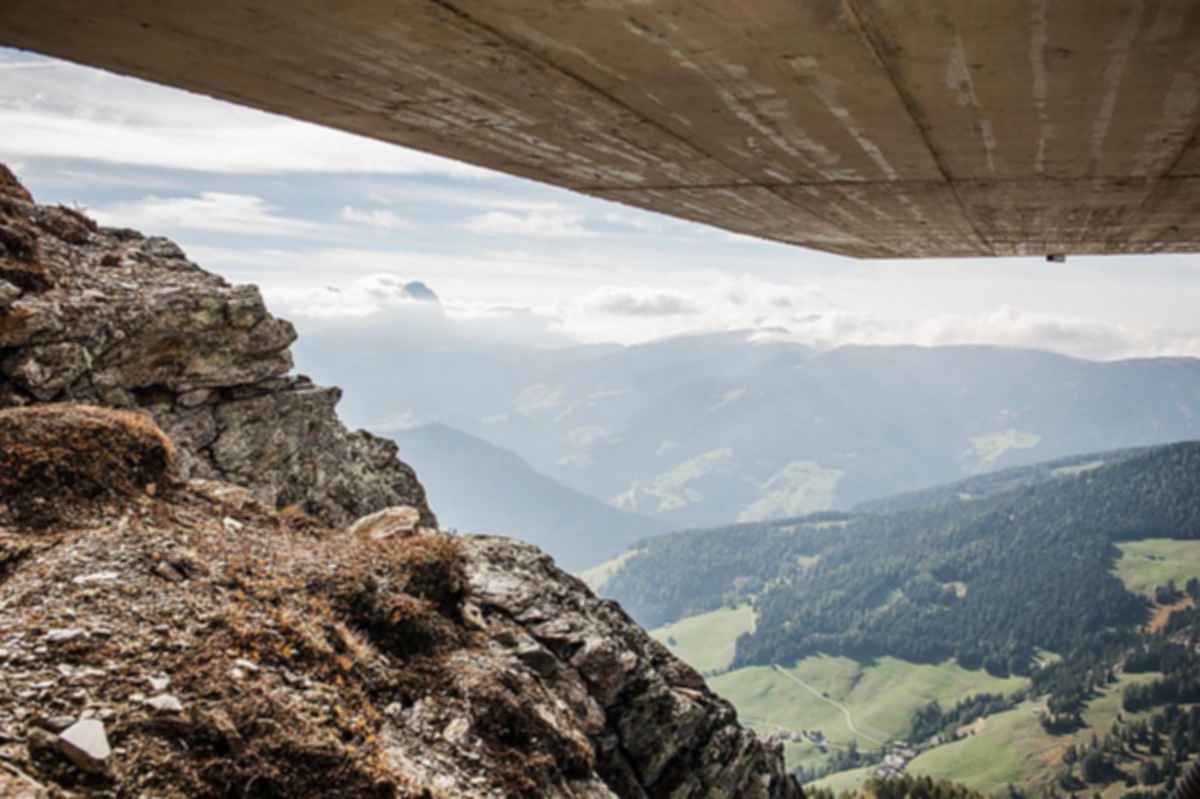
[1123,604,1200,713]
[1050,703,1200,797]
[602,512,850,628]
[1123,671,1200,713]
[806,774,986,799]
[792,741,883,784]
[910,693,1014,743]
[1125,640,1195,675]
[1031,640,1129,727]
[855,446,1152,516]
[1154,577,1200,606]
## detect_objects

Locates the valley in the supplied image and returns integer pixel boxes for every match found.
[904,672,1161,796]
[606,443,1200,794]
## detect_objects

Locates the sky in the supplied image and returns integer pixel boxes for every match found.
[5,46,1200,361]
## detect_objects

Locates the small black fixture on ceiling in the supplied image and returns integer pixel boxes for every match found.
[1046,253,1067,263]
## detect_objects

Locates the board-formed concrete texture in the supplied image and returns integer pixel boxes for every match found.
[4,1,1200,258]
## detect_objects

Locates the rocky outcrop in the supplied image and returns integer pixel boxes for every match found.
[462,537,803,798]
[0,163,801,797]
[0,405,802,798]
[0,164,433,527]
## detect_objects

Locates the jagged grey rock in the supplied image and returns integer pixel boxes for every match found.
[0,163,434,528]
[457,535,804,799]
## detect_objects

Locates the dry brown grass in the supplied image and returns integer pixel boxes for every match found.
[0,164,33,203]
[0,196,51,291]
[0,404,583,797]
[0,404,176,526]
[93,526,460,798]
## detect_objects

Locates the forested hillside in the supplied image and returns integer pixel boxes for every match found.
[602,442,1200,675]
[854,445,1153,515]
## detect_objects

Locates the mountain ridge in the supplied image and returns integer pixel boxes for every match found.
[306,319,1200,531]
[390,422,663,570]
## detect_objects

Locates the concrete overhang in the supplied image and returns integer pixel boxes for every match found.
[3,1,1200,258]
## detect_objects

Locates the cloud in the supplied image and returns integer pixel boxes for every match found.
[277,275,572,370]
[339,206,414,230]
[903,306,1200,361]
[366,183,563,212]
[750,305,1200,362]
[911,306,1131,356]
[91,193,342,239]
[0,50,494,177]
[580,287,701,317]
[602,209,663,233]
[464,207,593,238]
[273,273,449,318]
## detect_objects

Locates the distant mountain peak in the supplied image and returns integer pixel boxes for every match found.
[401,280,439,303]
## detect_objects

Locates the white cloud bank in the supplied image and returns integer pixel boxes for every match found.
[263,270,1200,363]
[564,278,1200,361]
[339,206,415,231]
[91,193,342,239]
[580,287,700,317]
[464,207,594,239]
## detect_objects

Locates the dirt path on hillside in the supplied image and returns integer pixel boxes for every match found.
[1146,596,1194,633]
[772,665,885,746]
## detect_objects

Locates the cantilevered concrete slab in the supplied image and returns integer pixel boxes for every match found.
[4,1,1200,258]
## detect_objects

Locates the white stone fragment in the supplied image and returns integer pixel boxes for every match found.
[144,694,183,713]
[72,571,119,585]
[56,719,111,773]
[44,629,84,644]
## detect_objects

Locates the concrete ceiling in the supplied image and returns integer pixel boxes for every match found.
[4,1,1200,258]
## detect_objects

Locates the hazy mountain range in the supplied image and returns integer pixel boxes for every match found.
[389,423,662,570]
[298,323,1200,565]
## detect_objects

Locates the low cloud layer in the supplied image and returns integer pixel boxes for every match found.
[92,193,343,239]
[273,273,1200,364]
[580,287,701,317]
[464,207,593,239]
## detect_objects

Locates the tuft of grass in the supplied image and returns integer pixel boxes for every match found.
[0,404,175,526]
